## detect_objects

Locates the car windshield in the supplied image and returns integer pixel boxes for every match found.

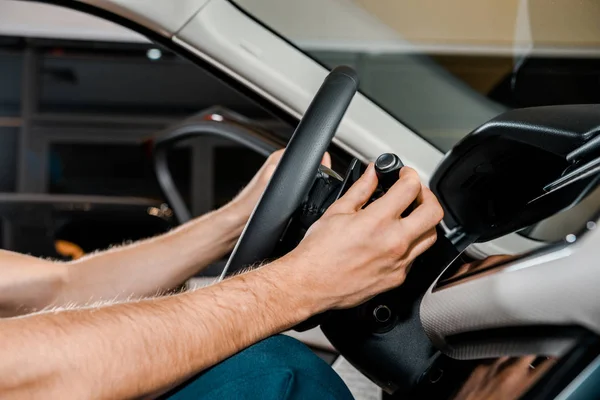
[235,0,600,152]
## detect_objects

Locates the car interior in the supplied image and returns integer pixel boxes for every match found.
[0,1,599,399]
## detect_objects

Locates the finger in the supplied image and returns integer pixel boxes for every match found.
[495,356,535,376]
[321,152,332,169]
[401,228,437,266]
[260,149,285,179]
[454,262,473,277]
[327,163,377,214]
[529,357,555,377]
[497,356,511,364]
[398,186,444,238]
[520,355,538,366]
[267,149,285,164]
[387,228,436,284]
[366,167,422,218]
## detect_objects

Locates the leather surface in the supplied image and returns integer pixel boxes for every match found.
[296,168,343,228]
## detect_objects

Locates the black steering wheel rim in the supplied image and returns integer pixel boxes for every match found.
[221,66,359,277]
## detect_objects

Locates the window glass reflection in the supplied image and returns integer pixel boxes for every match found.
[452,356,556,400]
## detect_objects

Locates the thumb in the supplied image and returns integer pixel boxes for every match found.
[321,152,332,169]
[326,163,377,214]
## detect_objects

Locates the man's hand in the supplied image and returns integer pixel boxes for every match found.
[227,149,332,219]
[278,163,443,311]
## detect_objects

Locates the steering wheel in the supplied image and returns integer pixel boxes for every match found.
[220,66,359,276]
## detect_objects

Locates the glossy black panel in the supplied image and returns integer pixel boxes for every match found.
[430,105,600,242]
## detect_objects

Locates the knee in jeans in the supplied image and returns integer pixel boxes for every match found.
[168,335,353,399]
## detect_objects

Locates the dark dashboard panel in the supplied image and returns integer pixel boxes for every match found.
[430,104,600,243]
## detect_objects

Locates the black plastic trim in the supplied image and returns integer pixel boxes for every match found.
[446,325,589,350]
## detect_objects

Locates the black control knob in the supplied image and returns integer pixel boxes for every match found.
[370,304,396,333]
[375,153,404,191]
[373,305,392,323]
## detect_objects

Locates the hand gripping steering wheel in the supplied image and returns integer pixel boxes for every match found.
[220,66,359,277]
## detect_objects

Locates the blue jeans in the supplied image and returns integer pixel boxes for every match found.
[166,335,353,399]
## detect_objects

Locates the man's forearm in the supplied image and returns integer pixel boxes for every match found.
[0,257,318,400]
[1,151,283,316]
[0,204,247,317]
[59,204,247,305]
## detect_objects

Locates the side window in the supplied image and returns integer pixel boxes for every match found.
[0,36,20,192]
[0,3,301,259]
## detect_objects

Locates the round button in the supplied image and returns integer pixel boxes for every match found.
[375,153,398,172]
[428,367,444,384]
[373,305,392,323]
